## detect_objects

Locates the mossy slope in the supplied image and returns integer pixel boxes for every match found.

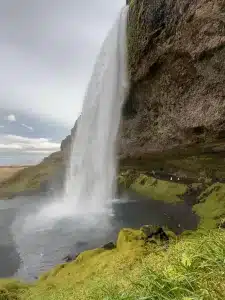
[118,171,187,203]
[0,151,63,199]
[193,183,225,229]
[3,228,225,300]
[119,171,225,229]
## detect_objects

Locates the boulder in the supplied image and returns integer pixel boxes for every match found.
[140,225,170,243]
[102,242,116,250]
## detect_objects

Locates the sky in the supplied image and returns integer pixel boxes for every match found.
[0,0,125,165]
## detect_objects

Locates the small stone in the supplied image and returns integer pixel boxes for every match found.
[102,242,116,250]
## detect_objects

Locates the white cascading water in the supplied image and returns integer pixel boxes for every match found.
[63,5,129,214]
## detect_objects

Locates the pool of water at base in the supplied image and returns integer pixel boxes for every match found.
[0,194,198,281]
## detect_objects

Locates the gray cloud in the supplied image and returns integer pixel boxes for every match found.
[5,114,16,122]
[21,124,34,131]
[0,0,125,127]
[0,109,69,141]
[0,134,60,152]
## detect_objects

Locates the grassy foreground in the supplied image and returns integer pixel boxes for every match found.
[1,228,225,300]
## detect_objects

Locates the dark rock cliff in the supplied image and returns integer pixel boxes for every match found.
[120,0,225,180]
[60,117,80,160]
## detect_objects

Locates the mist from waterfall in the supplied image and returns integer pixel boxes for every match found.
[63,5,129,214]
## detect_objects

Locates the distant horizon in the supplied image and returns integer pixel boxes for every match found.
[0,150,56,166]
[0,164,34,167]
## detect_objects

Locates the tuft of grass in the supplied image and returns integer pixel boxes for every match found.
[0,279,28,300]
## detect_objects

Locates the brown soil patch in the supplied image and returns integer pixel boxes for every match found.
[0,166,29,183]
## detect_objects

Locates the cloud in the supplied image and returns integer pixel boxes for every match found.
[21,123,34,131]
[0,125,4,128]
[6,114,16,122]
[0,0,125,127]
[24,150,55,154]
[0,134,60,153]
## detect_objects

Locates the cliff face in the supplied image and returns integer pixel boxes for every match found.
[60,117,79,157]
[120,0,225,179]
[61,1,225,180]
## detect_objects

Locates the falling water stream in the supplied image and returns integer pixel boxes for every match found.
[63,5,129,214]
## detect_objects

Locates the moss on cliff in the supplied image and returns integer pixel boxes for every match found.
[193,183,225,229]
[131,175,187,203]
[120,149,225,182]
[119,171,187,203]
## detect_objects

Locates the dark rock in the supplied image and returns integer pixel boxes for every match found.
[63,253,80,263]
[141,225,169,242]
[63,254,74,262]
[102,242,116,250]
[60,116,80,159]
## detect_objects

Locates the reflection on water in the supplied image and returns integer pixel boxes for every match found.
[0,194,198,281]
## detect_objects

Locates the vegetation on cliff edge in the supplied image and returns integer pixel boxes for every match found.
[0,151,63,199]
[193,183,225,229]
[118,171,188,203]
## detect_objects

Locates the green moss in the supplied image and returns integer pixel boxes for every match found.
[193,183,225,229]
[75,248,105,263]
[165,230,177,240]
[116,228,145,251]
[180,230,195,237]
[118,170,139,188]
[127,174,187,203]
[0,279,28,300]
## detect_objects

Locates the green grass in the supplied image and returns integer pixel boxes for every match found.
[119,171,187,203]
[193,183,225,229]
[0,279,28,300]
[3,228,225,299]
[0,151,63,199]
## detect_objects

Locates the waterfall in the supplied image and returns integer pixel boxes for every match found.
[63,6,129,214]
[10,6,129,280]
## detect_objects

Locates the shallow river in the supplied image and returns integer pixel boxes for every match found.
[0,193,198,281]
